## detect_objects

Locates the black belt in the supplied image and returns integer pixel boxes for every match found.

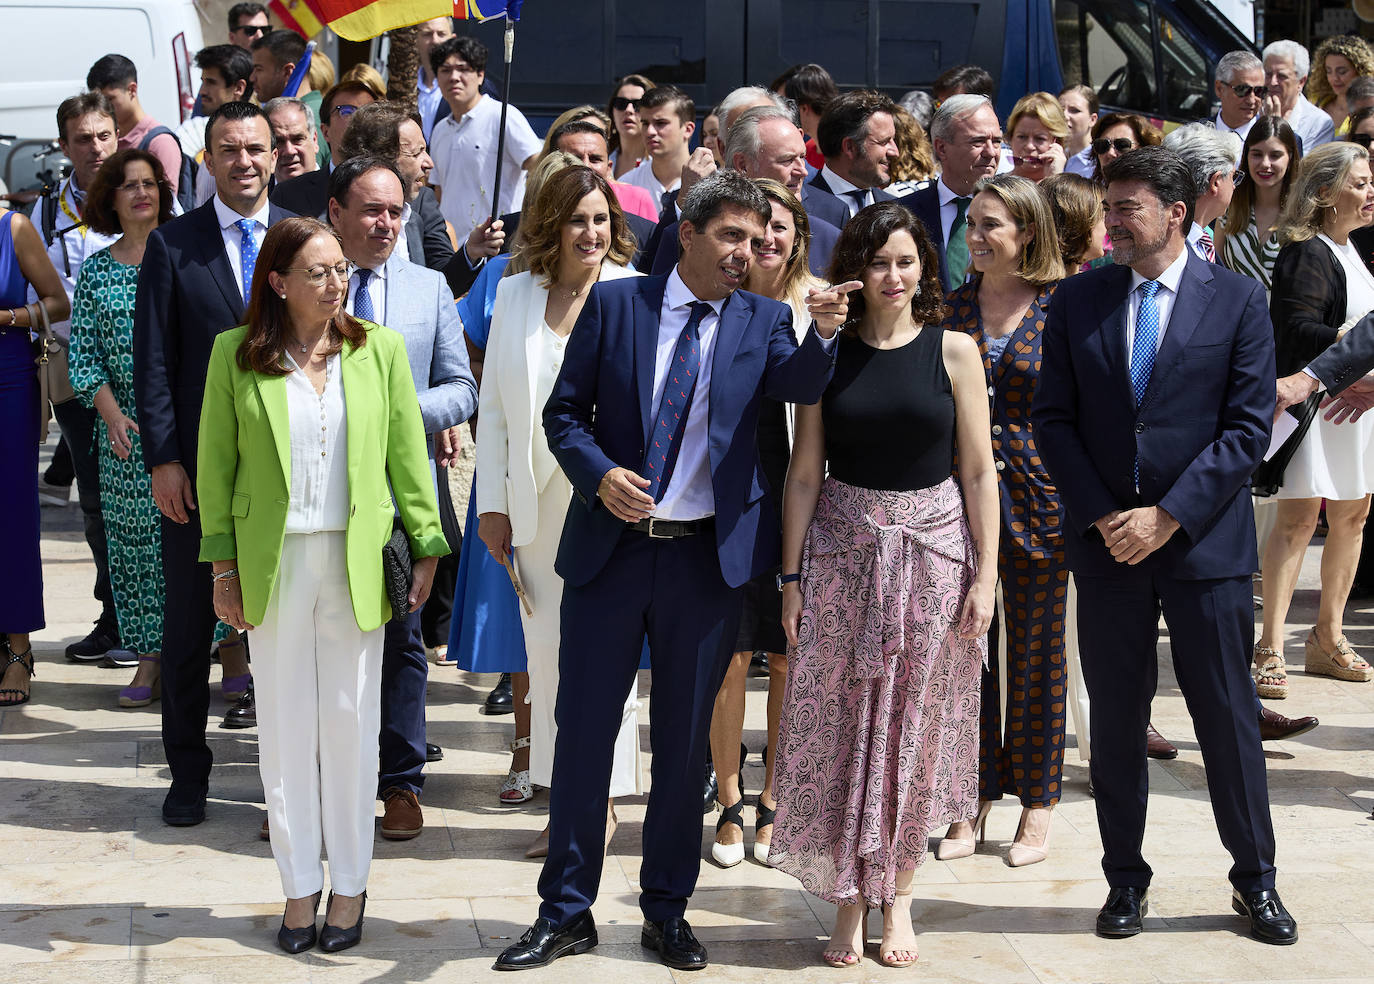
[627,516,714,539]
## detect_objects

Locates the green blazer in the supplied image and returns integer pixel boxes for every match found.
[197,322,449,632]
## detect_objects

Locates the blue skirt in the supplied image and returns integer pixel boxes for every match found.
[0,333,43,633]
[449,474,528,673]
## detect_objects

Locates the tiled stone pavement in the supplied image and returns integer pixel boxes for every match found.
[3,447,1371,983]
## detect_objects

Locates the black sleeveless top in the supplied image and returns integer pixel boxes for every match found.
[822,325,955,492]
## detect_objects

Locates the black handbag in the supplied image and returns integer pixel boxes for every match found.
[382,523,412,622]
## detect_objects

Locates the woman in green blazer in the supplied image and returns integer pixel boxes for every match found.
[197,217,446,955]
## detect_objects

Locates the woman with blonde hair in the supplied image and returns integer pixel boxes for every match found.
[708,180,822,870]
[1040,172,1107,271]
[1007,92,1070,183]
[1309,34,1374,135]
[1255,142,1374,696]
[935,174,1070,869]
[476,165,643,858]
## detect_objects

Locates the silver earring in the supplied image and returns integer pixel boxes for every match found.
[913,282,923,297]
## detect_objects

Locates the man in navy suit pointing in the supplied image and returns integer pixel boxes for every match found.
[495,171,858,972]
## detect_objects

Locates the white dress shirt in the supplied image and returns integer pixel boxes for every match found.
[652,268,726,521]
[346,261,387,320]
[819,164,873,218]
[1214,111,1257,154]
[429,93,541,240]
[283,350,350,533]
[619,156,679,205]
[937,177,973,248]
[1125,247,1189,366]
[1064,146,1096,178]
[213,194,271,299]
[417,68,443,143]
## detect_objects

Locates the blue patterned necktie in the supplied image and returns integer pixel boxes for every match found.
[1131,279,1161,484]
[642,301,711,503]
[235,218,258,308]
[353,268,374,322]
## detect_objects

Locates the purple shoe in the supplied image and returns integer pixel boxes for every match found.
[119,654,161,708]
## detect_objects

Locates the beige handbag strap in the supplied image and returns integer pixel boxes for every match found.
[28,300,55,442]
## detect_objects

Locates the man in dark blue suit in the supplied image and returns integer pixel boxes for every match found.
[1031,147,1297,946]
[134,101,295,826]
[808,89,900,220]
[494,171,856,972]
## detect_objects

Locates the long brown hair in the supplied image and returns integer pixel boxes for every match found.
[1222,115,1299,237]
[827,201,945,326]
[515,166,636,285]
[237,216,367,376]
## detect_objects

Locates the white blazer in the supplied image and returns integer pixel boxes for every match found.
[475,262,641,546]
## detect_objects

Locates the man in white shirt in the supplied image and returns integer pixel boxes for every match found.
[1263,40,1335,151]
[809,89,900,217]
[618,85,697,208]
[415,16,454,143]
[427,35,540,242]
[1213,51,1266,150]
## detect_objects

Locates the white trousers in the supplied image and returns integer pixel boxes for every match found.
[253,532,385,899]
[519,472,642,796]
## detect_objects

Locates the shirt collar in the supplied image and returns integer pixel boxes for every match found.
[820,164,862,199]
[937,176,970,208]
[453,93,486,123]
[354,259,388,282]
[1129,247,1189,296]
[214,194,270,231]
[416,67,438,94]
[665,266,725,318]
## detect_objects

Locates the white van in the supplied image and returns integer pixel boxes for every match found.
[0,0,203,194]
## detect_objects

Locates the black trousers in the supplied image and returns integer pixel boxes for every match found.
[1076,570,1276,894]
[159,510,218,788]
[52,399,116,630]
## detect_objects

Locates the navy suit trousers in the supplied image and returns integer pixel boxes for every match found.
[538,528,742,926]
[379,608,428,796]
[159,511,217,787]
[1076,570,1276,894]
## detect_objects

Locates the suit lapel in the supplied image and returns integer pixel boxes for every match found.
[708,293,749,432]
[521,277,543,440]
[252,369,291,486]
[341,339,371,487]
[1098,265,1134,406]
[633,276,669,445]
[1140,255,1213,410]
[992,287,1051,386]
[197,204,245,320]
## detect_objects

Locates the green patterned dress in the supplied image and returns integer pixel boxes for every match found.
[68,247,165,655]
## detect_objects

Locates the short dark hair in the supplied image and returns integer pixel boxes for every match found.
[816,89,898,159]
[640,85,695,126]
[827,201,945,325]
[327,155,406,211]
[82,149,175,236]
[1102,145,1196,229]
[337,102,405,164]
[205,100,270,150]
[778,64,839,114]
[86,54,137,90]
[550,119,609,149]
[196,44,254,92]
[430,35,487,77]
[252,29,306,68]
[56,91,115,143]
[679,170,770,231]
[934,64,995,100]
[228,2,268,30]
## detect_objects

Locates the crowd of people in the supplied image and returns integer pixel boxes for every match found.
[3,0,1374,970]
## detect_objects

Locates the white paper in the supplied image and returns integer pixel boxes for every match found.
[1264,411,1301,461]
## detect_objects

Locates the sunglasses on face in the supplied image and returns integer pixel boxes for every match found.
[1351,133,1374,149]
[234,24,267,36]
[611,96,639,112]
[1228,83,1269,99]
[1092,137,1136,155]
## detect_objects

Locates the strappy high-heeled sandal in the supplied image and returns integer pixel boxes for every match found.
[711,799,746,868]
[879,887,919,968]
[1252,645,1289,699]
[753,798,776,865]
[0,642,34,707]
[499,736,533,805]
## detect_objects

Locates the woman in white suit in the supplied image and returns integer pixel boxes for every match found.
[476,163,644,857]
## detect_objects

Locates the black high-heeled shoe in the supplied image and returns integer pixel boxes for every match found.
[277,891,322,954]
[319,890,367,952]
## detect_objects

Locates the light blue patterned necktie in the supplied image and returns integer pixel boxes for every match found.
[354,268,374,322]
[1131,279,1161,484]
[235,218,258,308]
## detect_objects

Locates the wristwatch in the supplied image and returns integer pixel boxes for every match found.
[776,572,801,591]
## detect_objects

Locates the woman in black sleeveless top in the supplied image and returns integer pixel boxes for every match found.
[768,203,999,969]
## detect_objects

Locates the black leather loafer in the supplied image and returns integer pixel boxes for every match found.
[222,686,256,729]
[426,742,444,762]
[494,911,597,970]
[483,673,514,715]
[1095,886,1147,938]
[162,782,207,827]
[318,891,366,953]
[641,916,708,970]
[1232,889,1298,945]
[277,892,321,954]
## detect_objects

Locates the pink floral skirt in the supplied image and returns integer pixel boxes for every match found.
[769,476,986,906]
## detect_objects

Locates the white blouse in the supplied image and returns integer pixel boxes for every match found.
[531,322,568,494]
[283,350,350,533]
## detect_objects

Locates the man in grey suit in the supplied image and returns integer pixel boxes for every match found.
[328,156,477,839]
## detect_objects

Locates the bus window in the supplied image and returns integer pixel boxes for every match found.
[1056,0,1157,115]
[1158,9,1210,119]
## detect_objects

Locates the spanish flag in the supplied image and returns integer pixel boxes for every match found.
[291,1,522,42]
[267,0,326,38]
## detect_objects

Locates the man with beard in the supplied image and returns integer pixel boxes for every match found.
[809,89,899,219]
[1030,146,1297,947]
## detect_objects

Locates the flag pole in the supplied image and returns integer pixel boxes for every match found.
[488,17,516,223]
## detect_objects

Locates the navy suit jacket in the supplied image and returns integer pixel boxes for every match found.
[1029,252,1275,580]
[543,274,837,588]
[133,198,296,474]
[807,169,895,209]
[894,182,950,289]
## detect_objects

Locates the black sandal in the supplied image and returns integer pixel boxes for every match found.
[0,643,35,706]
[754,799,777,865]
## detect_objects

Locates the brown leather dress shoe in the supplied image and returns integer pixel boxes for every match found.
[1145,723,1178,760]
[380,787,423,840]
[1258,706,1319,741]
[260,817,270,841]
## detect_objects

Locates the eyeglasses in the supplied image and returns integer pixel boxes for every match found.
[1231,168,1246,186]
[233,23,267,36]
[1092,137,1136,156]
[330,104,358,120]
[611,96,640,112]
[1228,83,1270,99]
[116,178,159,195]
[1351,133,1374,149]
[281,262,352,287]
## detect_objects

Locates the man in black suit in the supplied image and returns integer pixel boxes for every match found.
[809,89,900,219]
[133,101,295,826]
[895,94,1002,292]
